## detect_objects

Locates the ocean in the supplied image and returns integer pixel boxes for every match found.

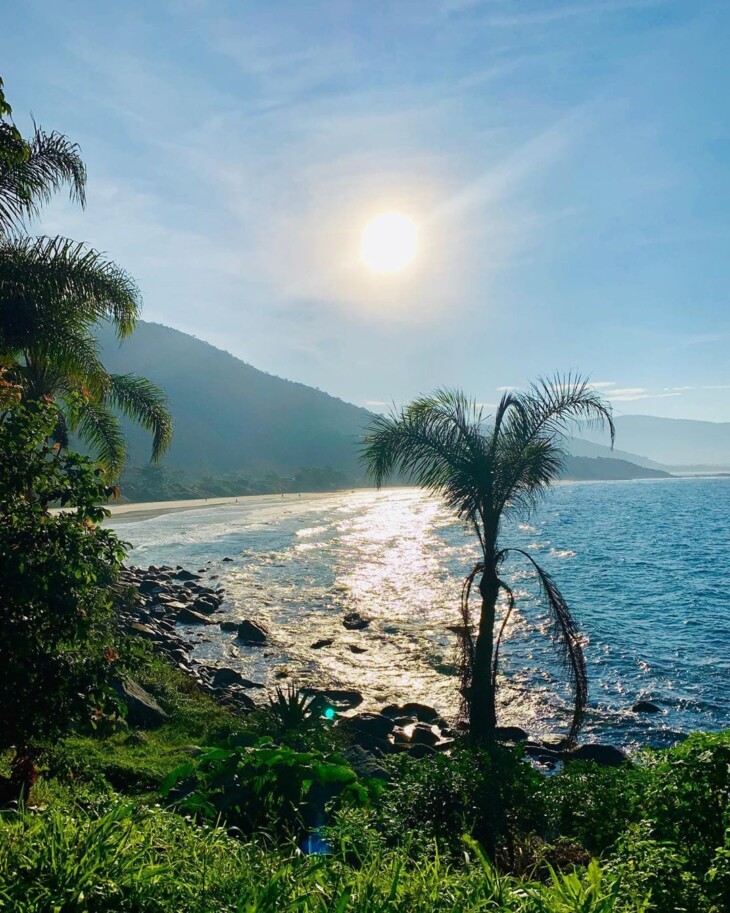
[110,478,730,749]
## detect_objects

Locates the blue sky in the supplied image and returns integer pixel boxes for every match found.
[3,0,730,421]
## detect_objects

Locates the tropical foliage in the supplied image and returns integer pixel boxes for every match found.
[0,77,86,238]
[0,77,172,478]
[361,377,614,744]
[0,388,127,754]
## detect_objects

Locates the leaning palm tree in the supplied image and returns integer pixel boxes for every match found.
[361,376,614,746]
[0,235,172,478]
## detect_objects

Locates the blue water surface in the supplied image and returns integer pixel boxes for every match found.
[112,478,730,748]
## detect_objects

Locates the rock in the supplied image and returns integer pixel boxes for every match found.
[409,743,438,759]
[129,622,158,641]
[177,607,217,625]
[524,745,562,761]
[632,700,662,714]
[193,596,221,615]
[343,746,392,781]
[564,744,630,767]
[175,569,201,581]
[311,638,334,649]
[494,725,529,743]
[381,702,439,723]
[139,579,163,595]
[341,713,395,741]
[211,668,264,689]
[236,620,269,644]
[411,723,440,746]
[222,557,234,562]
[219,620,239,632]
[113,678,168,729]
[305,688,364,710]
[392,728,412,745]
[348,644,368,654]
[343,612,370,630]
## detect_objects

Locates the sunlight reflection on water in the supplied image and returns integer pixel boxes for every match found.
[114,479,730,748]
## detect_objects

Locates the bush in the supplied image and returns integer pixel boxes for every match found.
[161,738,366,839]
[378,745,545,858]
[0,394,127,754]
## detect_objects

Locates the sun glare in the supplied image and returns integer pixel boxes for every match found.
[360,211,419,274]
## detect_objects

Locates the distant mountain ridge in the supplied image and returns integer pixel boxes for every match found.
[579,414,730,469]
[98,320,724,481]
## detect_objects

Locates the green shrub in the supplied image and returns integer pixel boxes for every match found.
[161,738,366,839]
[378,745,545,858]
[0,395,127,754]
[542,762,649,854]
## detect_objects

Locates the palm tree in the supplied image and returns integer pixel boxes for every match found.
[0,112,86,236]
[361,376,614,746]
[0,235,172,478]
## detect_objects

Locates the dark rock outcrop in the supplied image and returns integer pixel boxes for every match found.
[113,678,168,729]
[236,620,269,644]
[564,744,629,767]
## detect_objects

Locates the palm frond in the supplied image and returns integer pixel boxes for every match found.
[361,390,492,534]
[501,548,588,746]
[68,398,126,479]
[493,373,614,518]
[0,126,86,235]
[106,373,173,463]
[0,235,140,351]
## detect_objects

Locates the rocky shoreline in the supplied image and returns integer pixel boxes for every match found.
[115,562,631,768]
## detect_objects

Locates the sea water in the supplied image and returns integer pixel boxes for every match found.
[110,478,730,748]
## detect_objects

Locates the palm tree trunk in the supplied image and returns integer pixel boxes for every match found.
[470,566,499,743]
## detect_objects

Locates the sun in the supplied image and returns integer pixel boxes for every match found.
[360,210,419,274]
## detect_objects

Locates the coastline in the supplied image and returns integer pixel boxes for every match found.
[104,489,365,524]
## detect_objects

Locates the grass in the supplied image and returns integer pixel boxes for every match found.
[2,656,728,913]
[0,801,629,913]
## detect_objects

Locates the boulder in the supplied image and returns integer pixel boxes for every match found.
[236,620,269,644]
[129,622,158,641]
[219,620,239,632]
[343,612,370,630]
[211,667,264,689]
[564,744,629,767]
[305,688,364,710]
[193,596,221,615]
[113,678,168,729]
[177,607,216,625]
[348,644,368,654]
[411,723,440,746]
[175,569,201,581]
[632,700,662,714]
[311,638,334,649]
[343,746,392,781]
[494,725,529,743]
[341,713,395,741]
[381,702,439,723]
[139,579,163,596]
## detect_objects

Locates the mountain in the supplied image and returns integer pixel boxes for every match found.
[567,437,669,471]
[97,321,692,485]
[561,456,670,482]
[579,414,730,469]
[97,321,373,476]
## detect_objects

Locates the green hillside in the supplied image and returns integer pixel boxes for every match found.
[97,321,373,477]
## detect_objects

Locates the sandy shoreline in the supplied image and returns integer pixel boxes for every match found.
[104,490,364,524]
